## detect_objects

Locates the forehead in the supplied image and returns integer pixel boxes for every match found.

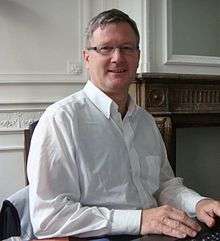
[90,22,138,45]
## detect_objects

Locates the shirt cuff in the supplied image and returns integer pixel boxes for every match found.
[185,194,207,217]
[110,209,142,235]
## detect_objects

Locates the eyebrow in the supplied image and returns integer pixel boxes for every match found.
[91,41,137,46]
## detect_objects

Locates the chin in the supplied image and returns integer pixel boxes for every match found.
[110,75,130,83]
[107,80,130,92]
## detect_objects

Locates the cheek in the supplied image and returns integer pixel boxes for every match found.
[90,61,107,78]
[92,57,107,68]
[128,55,139,68]
[129,60,139,72]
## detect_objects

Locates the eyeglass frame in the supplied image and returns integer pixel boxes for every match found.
[86,45,139,56]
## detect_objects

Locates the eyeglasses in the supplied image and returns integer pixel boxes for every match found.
[87,45,139,55]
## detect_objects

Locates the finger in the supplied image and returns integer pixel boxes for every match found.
[196,199,220,227]
[159,222,187,239]
[162,217,198,238]
[212,201,220,217]
[169,208,201,231]
[198,209,215,227]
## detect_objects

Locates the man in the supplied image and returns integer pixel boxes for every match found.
[27,9,220,240]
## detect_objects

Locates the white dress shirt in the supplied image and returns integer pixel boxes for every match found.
[27,80,204,239]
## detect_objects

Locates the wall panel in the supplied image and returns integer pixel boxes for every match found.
[0,130,25,204]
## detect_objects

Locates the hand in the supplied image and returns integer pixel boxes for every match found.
[196,198,220,227]
[32,239,69,241]
[140,205,201,239]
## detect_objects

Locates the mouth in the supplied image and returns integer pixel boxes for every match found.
[108,68,127,73]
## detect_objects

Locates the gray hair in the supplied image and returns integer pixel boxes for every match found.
[85,9,140,47]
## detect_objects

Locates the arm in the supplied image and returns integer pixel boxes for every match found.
[27,111,141,239]
[153,125,205,216]
[139,120,202,238]
[153,124,220,229]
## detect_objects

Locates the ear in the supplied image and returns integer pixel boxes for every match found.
[137,49,140,61]
[83,49,90,69]
[136,49,140,68]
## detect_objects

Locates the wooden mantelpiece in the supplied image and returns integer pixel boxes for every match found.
[131,73,220,173]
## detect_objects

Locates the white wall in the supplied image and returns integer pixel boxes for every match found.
[0,0,88,204]
[1,0,220,205]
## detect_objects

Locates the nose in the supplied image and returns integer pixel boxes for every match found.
[110,48,125,62]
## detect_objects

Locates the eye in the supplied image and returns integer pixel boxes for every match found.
[98,46,114,54]
[122,46,133,50]
[121,46,136,53]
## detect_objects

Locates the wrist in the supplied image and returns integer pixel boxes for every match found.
[196,198,212,211]
[139,210,143,234]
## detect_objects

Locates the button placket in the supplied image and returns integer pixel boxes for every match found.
[123,118,158,207]
[110,109,124,136]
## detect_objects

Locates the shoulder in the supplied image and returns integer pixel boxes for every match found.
[45,90,87,119]
[37,89,89,130]
[135,105,156,124]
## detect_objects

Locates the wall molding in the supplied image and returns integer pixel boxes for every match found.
[0,102,51,112]
[165,55,220,67]
[0,129,24,134]
[0,74,86,84]
[0,110,43,129]
[0,146,24,152]
[142,0,150,72]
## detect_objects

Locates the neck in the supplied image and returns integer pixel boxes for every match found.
[109,91,129,118]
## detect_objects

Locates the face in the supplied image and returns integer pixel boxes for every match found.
[83,22,140,96]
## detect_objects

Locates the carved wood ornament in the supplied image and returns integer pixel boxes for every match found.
[132,73,220,173]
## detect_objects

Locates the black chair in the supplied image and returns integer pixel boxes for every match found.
[0,186,35,240]
[24,121,39,185]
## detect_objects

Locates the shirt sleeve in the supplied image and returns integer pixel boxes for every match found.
[27,110,141,239]
[153,123,205,217]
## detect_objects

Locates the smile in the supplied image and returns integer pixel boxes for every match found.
[108,69,126,73]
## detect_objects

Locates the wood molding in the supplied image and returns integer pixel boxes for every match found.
[136,73,220,115]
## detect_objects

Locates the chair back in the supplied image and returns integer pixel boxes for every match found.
[24,121,39,185]
[0,186,35,241]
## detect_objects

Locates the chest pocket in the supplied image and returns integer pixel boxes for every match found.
[140,155,160,193]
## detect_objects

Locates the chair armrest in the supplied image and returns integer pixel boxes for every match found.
[31,238,69,241]
[31,237,88,241]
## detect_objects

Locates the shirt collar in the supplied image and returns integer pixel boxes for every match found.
[83,80,113,118]
[126,96,137,117]
[83,80,137,119]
